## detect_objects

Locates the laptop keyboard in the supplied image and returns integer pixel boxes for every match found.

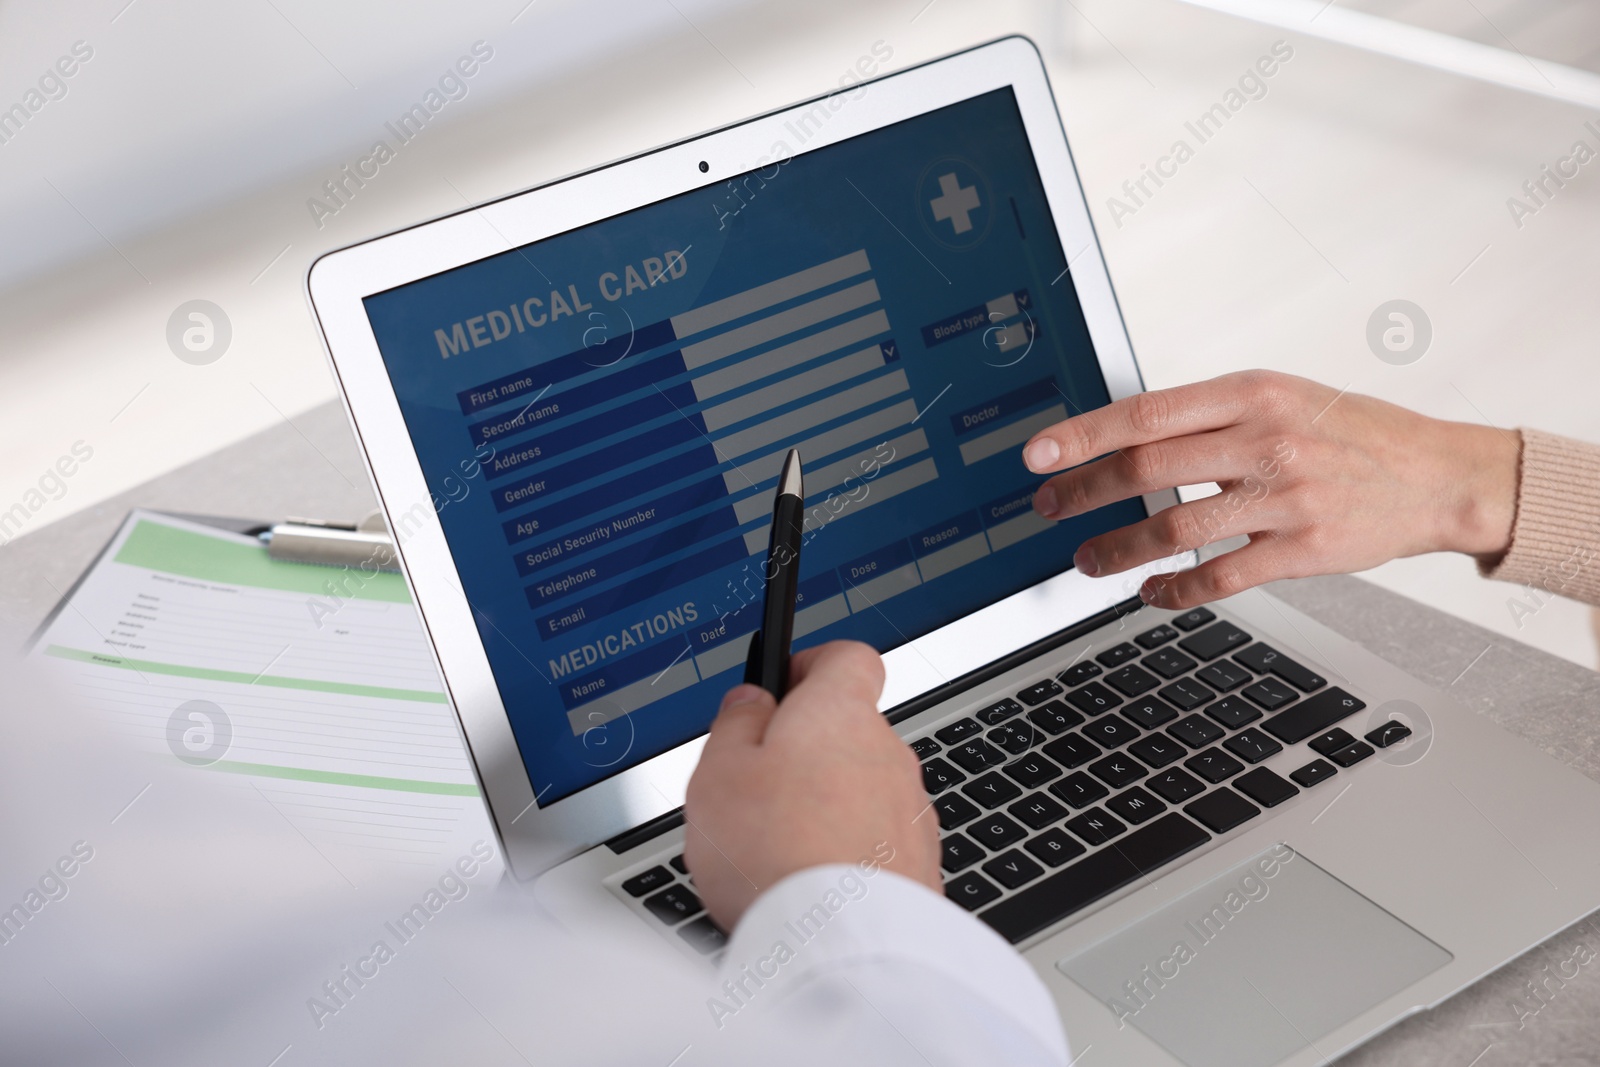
[914,607,1378,945]
[611,606,1409,956]
[618,853,729,956]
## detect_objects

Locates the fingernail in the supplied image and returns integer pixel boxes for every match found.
[1033,485,1058,518]
[1075,545,1099,577]
[1024,438,1060,472]
[721,684,770,710]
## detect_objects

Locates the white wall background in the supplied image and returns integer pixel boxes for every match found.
[1,0,1595,666]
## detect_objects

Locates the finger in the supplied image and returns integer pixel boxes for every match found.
[785,644,828,686]
[1139,533,1306,610]
[770,641,885,732]
[1034,428,1256,520]
[1023,371,1269,475]
[700,684,778,756]
[784,640,882,695]
[1075,485,1286,577]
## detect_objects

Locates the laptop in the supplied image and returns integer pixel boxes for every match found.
[307,37,1600,1067]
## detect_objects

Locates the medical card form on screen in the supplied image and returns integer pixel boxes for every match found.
[362,88,1143,803]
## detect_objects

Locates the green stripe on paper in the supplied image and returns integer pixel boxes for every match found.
[207,760,479,796]
[114,519,411,603]
[45,645,447,704]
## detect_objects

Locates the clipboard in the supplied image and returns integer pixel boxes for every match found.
[28,510,398,651]
[27,508,495,877]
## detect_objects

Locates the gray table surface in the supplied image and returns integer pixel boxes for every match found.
[4,400,1599,1066]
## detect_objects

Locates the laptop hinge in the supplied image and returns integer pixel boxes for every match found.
[605,807,685,854]
[884,597,1144,726]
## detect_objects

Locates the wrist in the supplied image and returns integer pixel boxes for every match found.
[1436,421,1520,561]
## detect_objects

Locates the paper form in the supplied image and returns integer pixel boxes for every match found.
[30,510,499,880]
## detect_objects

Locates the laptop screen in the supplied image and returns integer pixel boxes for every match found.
[362,86,1145,804]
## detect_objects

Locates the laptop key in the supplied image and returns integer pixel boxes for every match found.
[976,698,1025,726]
[946,741,1005,776]
[1096,643,1142,668]
[1025,828,1086,867]
[941,832,987,873]
[1261,687,1367,744]
[989,720,1039,755]
[1049,771,1109,809]
[1057,660,1102,687]
[1106,664,1161,698]
[1041,732,1100,769]
[1002,753,1063,790]
[1308,727,1357,757]
[1169,714,1223,749]
[1143,647,1198,679]
[1234,767,1299,808]
[980,813,1210,944]
[1159,678,1215,711]
[1135,624,1180,649]
[969,813,1028,851]
[909,736,941,759]
[1328,740,1375,767]
[1088,754,1145,789]
[1009,792,1069,830]
[643,885,703,925]
[1083,715,1141,748]
[1065,682,1122,717]
[920,758,965,795]
[1185,748,1245,783]
[1170,606,1216,631]
[934,792,982,830]
[1128,733,1186,769]
[1234,643,1327,692]
[1122,695,1180,729]
[1366,721,1413,748]
[935,717,984,745]
[1017,679,1063,706]
[1290,759,1338,788]
[1196,660,1251,692]
[1204,696,1262,730]
[961,771,1024,808]
[1066,807,1127,845]
[1185,789,1260,833]
[1242,677,1298,711]
[622,866,674,898]
[1147,767,1205,803]
[669,854,689,876]
[983,849,1045,890]
[1178,621,1251,661]
[677,915,727,955]
[1223,727,1283,764]
[1027,700,1085,736]
[949,740,1007,773]
[946,871,1002,911]
[1107,786,1167,825]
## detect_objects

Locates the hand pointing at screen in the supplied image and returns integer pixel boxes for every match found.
[1022,371,1522,610]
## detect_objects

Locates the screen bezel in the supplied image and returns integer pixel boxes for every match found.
[307,35,1192,879]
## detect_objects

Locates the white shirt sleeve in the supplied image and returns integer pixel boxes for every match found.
[694,863,1070,1066]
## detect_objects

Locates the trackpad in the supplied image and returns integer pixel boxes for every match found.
[1056,845,1451,1067]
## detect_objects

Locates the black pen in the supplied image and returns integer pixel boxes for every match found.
[744,449,805,699]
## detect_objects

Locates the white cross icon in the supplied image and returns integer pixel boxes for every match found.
[929,172,981,234]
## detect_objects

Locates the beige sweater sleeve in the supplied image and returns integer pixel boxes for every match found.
[1479,428,1600,607]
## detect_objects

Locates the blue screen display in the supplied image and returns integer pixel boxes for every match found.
[363,87,1145,803]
